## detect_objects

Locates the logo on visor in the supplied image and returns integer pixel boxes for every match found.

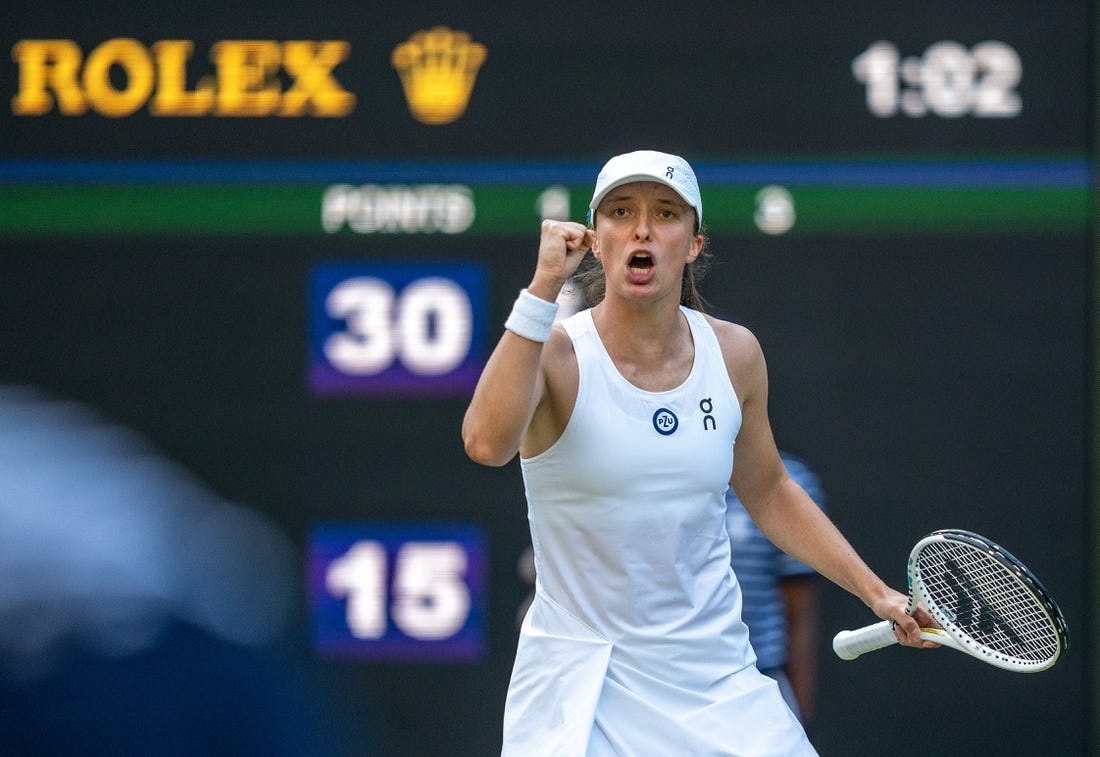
[653,408,678,435]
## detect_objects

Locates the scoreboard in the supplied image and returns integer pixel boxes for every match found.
[0,2,1091,755]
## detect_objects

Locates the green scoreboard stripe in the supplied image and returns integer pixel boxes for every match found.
[0,183,1088,236]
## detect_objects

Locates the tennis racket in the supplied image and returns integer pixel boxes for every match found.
[832,528,1068,672]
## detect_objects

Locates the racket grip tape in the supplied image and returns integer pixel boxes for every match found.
[832,620,899,660]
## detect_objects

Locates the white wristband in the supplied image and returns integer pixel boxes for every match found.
[504,289,559,343]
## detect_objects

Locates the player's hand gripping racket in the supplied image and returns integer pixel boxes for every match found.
[833,529,1068,672]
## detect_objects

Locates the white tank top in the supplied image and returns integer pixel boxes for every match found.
[503,307,817,757]
[520,305,748,662]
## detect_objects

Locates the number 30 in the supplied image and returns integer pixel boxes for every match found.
[323,276,472,376]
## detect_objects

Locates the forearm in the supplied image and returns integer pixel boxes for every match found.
[752,480,892,610]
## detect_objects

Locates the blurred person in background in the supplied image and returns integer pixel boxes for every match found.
[727,452,825,729]
[0,384,363,756]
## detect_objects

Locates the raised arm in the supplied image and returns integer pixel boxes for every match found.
[462,220,593,467]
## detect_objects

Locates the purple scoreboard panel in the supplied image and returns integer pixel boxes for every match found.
[308,262,488,397]
[309,522,487,662]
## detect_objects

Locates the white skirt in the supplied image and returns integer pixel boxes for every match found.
[503,589,817,757]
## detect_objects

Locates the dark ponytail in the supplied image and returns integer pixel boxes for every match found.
[680,232,712,311]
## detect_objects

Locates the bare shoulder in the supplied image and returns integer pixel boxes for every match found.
[541,321,578,374]
[703,314,764,365]
[523,321,579,456]
[702,313,767,398]
[540,321,580,410]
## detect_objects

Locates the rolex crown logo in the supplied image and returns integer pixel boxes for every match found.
[391,26,487,125]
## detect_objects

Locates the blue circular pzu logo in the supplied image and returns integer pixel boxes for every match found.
[652,408,678,435]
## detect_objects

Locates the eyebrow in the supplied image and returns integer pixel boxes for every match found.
[603,192,684,206]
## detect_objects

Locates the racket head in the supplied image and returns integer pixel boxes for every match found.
[908,528,1069,672]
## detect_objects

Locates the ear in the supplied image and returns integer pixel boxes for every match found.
[685,233,703,264]
[591,235,601,258]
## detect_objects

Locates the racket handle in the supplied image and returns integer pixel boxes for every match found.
[832,620,898,660]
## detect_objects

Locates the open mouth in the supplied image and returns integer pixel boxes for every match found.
[628,252,653,275]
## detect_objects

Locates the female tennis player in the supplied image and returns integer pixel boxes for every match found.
[462,150,936,756]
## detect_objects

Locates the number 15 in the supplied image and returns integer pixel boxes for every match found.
[325,540,471,641]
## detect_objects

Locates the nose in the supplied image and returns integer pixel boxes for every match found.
[633,214,652,240]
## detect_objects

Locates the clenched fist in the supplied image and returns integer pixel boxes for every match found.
[528,220,594,302]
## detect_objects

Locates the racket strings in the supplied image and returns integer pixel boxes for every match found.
[917,541,1061,664]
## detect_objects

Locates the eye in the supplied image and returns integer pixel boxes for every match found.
[611,206,629,217]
